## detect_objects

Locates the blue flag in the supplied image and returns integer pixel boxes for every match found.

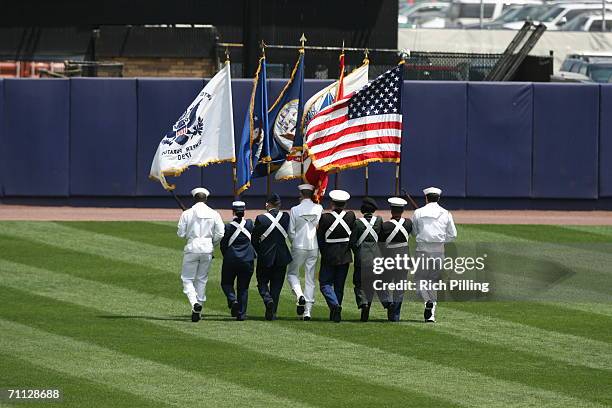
[253,52,305,177]
[236,57,270,194]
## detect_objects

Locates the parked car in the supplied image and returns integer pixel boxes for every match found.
[561,11,612,31]
[537,3,612,30]
[555,53,612,82]
[398,2,450,27]
[465,3,547,28]
[445,0,542,27]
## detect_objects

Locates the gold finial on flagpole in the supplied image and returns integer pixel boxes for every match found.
[299,33,307,53]
[260,40,266,57]
[224,46,230,63]
[341,40,345,54]
[363,48,369,64]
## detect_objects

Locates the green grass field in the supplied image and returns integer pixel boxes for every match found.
[0,221,611,407]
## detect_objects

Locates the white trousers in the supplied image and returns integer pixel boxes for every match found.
[181,252,213,308]
[286,248,318,307]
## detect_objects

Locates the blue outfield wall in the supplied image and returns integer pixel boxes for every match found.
[2,79,70,196]
[599,85,612,198]
[1,78,611,207]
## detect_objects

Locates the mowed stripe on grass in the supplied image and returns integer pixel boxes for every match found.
[0,287,456,408]
[0,259,608,407]
[0,353,169,408]
[0,319,316,408]
[1,223,610,363]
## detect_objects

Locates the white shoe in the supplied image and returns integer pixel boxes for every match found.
[303,302,313,321]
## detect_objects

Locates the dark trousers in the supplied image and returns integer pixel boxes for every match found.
[388,302,403,322]
[353,262,390,309]
[221,260,254,318]
[256,259,286,313]
[319,263,349,307]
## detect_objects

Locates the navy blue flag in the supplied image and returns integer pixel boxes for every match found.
[253,51,305,177]
[236,57,270,194]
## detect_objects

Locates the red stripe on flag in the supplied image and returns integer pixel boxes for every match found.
[308,120,402,147]
[306,114,349,138]
[314,98,350,118]
[312,136,401,159]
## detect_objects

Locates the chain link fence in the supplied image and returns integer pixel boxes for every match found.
[370,52,502,81]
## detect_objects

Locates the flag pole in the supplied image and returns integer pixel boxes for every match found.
[260,40,273,196]
[334,40,345,191]
[396,51,407,196]
[362,48,370,196]
[266,163,271,197]
[299,33,307,179]
[225,47,238,200]
[170,189,187,211]
[232,163,238,200]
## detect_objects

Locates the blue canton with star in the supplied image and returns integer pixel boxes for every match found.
[348,65,403,120]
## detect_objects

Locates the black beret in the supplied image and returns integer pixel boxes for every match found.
[362,197,378,210]
[266,193,281,204]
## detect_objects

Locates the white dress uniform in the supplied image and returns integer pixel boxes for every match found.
[286,184,323,318]
[177,188,225,311]
[411,187,457,322]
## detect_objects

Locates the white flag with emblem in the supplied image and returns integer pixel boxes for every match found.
[150,62,235,190]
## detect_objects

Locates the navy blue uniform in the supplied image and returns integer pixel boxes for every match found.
[350,214,387,308]
[379,217,413,321]
[252,209,291,316]
[220,218,255,319]
[316,209,356,309]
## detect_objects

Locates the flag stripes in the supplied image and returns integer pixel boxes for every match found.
[305,65,403,173]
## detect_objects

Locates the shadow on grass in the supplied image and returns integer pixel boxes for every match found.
[96,314,426,324]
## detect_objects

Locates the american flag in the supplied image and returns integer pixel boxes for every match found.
[305,64,403,172]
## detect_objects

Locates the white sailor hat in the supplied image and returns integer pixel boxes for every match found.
[329,189,350,202]
[191,187,210,197]
[298,183,315,191]
[423,187,442,196]
[232,201,246,210]
[388,197,407,208]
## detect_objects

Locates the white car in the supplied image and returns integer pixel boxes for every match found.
[537,3,612,30]
[398,2,450,27]
[446,0,542,27]
[561,11,612,31]
[466,3,546,28]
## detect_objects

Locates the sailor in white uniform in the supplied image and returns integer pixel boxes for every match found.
[286,183,323,320]
[411,187,457,323]
[177,187,225,322]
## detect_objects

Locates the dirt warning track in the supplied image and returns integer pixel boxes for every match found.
[1,205,611,225]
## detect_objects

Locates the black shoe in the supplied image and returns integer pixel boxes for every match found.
[360,303,370,322]
[230,301,239,317]
[424,301,434,321]
[329,309,334,321]
[303,315,311,321]
[191,303,202,322]
[333,305,342,323]
[387,303,395,321]
[237,314,247,321]
[296,296,306,316]
[265,301,275,321]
